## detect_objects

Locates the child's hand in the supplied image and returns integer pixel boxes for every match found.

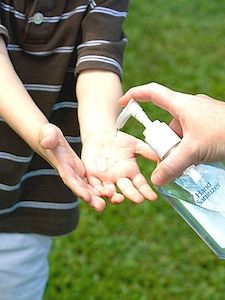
[81,131,158,204]
[38,123,106,211]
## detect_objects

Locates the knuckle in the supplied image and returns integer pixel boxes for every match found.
[161,161,178,180]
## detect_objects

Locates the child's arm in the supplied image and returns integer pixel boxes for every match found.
[75,1,157,204]
[0,37,49,149]
[0,36,105,211]
[77,70,158,204]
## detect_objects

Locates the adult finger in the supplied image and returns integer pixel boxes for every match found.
[169,118,183,137]
[196,93,214,100]
[151,138,197,185]
[119,82,186,118]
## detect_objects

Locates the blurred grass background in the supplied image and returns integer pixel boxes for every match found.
[45,0,225,299]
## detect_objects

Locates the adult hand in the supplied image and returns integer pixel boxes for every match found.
[81,131,158,204]
[38,123,106,212]
[119,82,225,185]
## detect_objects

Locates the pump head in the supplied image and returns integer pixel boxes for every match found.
[116,99,152,130]
[116,99,181,159]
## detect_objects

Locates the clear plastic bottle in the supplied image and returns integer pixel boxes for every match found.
[158,162,225,258]
[116,99,225,258]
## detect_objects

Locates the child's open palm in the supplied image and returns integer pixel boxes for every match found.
[81,131,158,205]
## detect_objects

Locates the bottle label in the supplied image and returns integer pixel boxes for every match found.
[160,163,225,250]
[175,163,225,212]
[194,181,220,205]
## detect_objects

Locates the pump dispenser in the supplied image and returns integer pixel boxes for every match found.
[116,99,225,259]
[116,99,181,159]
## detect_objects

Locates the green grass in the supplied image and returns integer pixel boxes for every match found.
[45,1,225,299]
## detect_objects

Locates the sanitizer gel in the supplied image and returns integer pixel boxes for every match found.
[116,99,225,258]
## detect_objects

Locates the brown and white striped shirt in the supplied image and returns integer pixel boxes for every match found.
[0,0,128,235]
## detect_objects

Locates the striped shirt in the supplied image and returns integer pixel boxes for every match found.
[0,0,128,235]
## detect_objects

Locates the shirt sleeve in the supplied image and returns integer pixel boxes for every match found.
[75,0,129,79]
[0,6,10,44]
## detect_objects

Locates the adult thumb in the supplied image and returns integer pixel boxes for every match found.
[151,138,197,185]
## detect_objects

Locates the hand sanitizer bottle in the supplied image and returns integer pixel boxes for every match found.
[116,99,225,258]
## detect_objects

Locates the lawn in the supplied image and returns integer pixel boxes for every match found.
[45,1,225,299]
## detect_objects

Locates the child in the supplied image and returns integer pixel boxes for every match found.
[0,1,157,299]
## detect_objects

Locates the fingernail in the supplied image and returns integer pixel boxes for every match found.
[151,170,162,186]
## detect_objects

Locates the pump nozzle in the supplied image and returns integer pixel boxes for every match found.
[116,99,181,160]
[116,99,152,129]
